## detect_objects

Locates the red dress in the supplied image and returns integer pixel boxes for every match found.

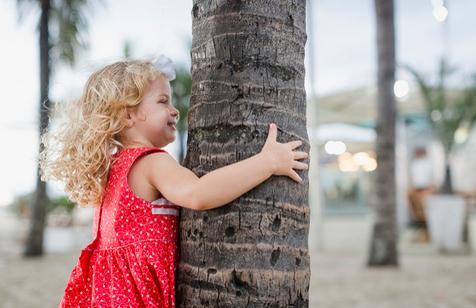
[59,147,180,307]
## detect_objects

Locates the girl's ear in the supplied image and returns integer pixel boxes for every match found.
[125,106,146,127]
[125,109,135,128]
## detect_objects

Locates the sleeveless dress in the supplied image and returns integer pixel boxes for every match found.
[59,147,181,307]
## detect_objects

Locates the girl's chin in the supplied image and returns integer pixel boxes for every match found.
[153,135,175,148]
[166,133,176,142]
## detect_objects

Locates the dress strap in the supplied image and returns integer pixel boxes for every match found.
[122,147,168,177]
[121,146,168,197]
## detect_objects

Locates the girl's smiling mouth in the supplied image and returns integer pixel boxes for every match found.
[167,121,176,130]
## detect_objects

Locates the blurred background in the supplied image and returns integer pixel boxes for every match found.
[1,0,475,307]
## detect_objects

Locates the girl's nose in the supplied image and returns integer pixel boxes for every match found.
[171,108,179,119]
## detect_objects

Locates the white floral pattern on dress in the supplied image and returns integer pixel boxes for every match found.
[59,147,180,307]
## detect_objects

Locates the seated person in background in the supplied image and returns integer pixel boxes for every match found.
[408,146,436,242]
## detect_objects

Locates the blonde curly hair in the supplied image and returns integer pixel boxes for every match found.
[40,60,167,207]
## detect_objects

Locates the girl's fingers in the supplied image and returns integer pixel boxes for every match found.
[289,170,303,183]
[287,140,303,149]
[293,151,309,160]
[293,161,308,170]
[266,123,278,142]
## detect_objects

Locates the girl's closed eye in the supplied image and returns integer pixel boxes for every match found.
[158,97,165,102]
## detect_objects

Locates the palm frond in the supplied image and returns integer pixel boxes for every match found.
[15,0,38,24]
[51,0,104,66]
[404,58,474,153]
[171,68,192,132]
[402,64,435,121]
[462,73,476,130]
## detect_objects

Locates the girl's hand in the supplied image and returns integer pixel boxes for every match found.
[259,123,309,183]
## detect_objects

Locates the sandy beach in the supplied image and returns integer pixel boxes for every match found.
[1,207,475,308]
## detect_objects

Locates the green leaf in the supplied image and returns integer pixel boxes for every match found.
[404,58,476,153]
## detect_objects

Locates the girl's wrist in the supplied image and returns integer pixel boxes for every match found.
[256,151,276,177]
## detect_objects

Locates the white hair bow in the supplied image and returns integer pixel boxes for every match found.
[151,54,176,81]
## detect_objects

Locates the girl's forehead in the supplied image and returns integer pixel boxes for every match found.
[148,77,171,97]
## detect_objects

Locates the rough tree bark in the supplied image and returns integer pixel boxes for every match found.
[178,0,310,306]
[367,0,399,267]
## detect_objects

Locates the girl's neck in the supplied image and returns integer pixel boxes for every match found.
[121,138,155,149]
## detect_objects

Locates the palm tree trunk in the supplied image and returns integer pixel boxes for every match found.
[368,0,399,266]
[440,162,453,194]
[177,0,310,305]
[23,0,51,257]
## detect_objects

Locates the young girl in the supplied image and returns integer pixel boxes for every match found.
[40,55,308,307]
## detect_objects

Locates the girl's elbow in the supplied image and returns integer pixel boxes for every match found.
[190,199,205,211]
[186,193,206,211]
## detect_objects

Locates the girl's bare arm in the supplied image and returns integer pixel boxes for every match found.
[145,124,308,211]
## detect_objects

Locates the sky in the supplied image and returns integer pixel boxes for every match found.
[0,0,475,204]
[313,0,476,95]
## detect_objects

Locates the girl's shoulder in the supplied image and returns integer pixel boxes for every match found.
[122,147,176,202]
[131,147,177,174]
[111,146,173,180]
